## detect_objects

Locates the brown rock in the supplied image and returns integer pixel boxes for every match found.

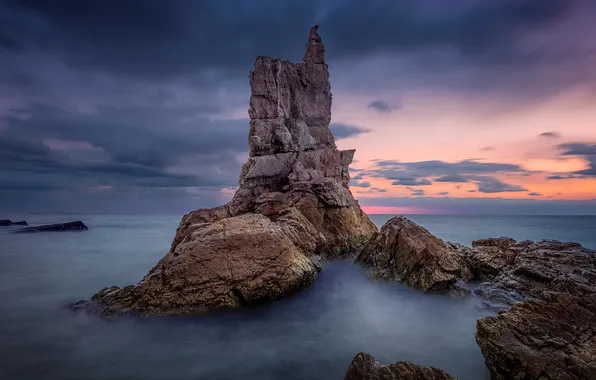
[89,214,320,316]
[344,352,455,380]
[471,239,596,306]
[303,25,325,64]
[77,26,376,316]
[355,216,473,291]
[476,292,596,380]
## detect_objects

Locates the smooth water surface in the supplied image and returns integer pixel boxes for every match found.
[1,214,594,379]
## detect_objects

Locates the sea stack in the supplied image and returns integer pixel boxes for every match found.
[78,26,376,316]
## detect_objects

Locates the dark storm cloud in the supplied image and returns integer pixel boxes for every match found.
[0,0,594,212]
[0,0,587,81]
[435,174,470,183]
[406,187,425,197]
[0,105,249,195]
[350,180,372,188]
[367,100,398,113]
[555,142,596,177]
[391,178,432,186]
[471,176,527,193]
[369,159,527,179]
[329,123,370,140]
[539,131,561,138]
[363,159,529,193]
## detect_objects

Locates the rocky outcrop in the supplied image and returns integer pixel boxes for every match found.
[344,352,455,380]
[471,239,596,379]
[476,292,596,380]
[471,239,596,306]
[77,214,319,316]
[77,26,375,316]
[0,219,28,226]
[355,216,473,292]
[15,221,87,233]
[175,25,375,259]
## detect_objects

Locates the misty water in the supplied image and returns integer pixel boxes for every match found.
[1,214,595,380]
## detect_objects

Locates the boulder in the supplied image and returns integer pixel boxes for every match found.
[476,292,596,380]
[344,352,455,380]
[355,216,473,291]
[15,221,87,233]
[0,219,11,226]
[86,214,320,316]
[74,26,377,316]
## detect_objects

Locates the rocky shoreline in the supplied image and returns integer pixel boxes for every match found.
[71,27,596,379]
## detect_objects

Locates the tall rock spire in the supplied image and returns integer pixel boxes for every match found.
[78,26,377,317]
[303,25,325,64]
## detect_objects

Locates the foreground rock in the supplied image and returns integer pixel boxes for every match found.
[16,221,87,233]
[77,26,375,316]
[355,216,472,292]
[476,292,596,380]
[81,214,319,316]
[344,352,455,380]
[471,238,596,306]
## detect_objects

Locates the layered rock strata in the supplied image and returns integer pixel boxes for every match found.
[75,26,376,316]
[355,216,473,292]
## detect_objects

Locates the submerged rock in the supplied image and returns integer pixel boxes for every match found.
[476,292,596,380]
[15,221,87,233]
[344,352,455,380]
[0,219,12,226]
[78,26,375,316]
[355,216,472,291]
[11,221,27,226]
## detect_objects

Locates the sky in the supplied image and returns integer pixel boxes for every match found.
[1,0,596,215]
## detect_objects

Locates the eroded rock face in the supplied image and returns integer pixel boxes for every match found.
[344,352,455,380]
[476,292,596,380]
[85,214,319,316]
[177,25,375,258]
[355,216,473,291]
[77,26,375,316]
[471,239,596,306]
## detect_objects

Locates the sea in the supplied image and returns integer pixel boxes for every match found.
[0,214,595,380]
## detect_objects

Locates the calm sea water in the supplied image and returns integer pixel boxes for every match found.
[0,214,594,380]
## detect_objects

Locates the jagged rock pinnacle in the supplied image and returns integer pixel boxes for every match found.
[303,25,325,64]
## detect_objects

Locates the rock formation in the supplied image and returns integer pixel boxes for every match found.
[359,217,596,379]
[471,238,596,307]
[355,216,473,292]
[15,221,87,233]
[176,25,375,259]
[344,352,455,380]
[75,26,376,316]
[476,292,596,380]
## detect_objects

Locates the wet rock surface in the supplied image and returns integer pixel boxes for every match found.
[476,292,596,380]
[77,26,375,316]
[79,214,319,316]
[355,216,473,291]
[344,352,455,380]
